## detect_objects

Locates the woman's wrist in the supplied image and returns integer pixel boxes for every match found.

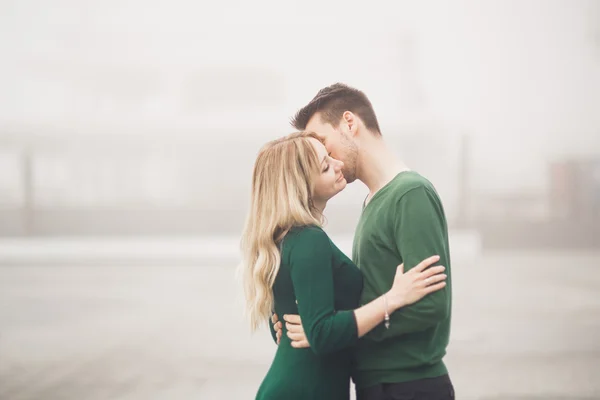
[384,291,405,313]
[381,294,390,329]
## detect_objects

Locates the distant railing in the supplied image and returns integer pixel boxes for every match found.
[0,127,464,236]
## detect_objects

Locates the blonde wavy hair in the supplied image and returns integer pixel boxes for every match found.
[240,131,325,331]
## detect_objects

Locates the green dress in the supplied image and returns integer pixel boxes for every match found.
[256,226,364,400]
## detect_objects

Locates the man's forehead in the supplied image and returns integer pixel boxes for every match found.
[306,116,334,138]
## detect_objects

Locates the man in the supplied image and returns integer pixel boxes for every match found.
[273,83,454,400]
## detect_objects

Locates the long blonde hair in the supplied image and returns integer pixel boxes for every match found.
[240,131,324,331]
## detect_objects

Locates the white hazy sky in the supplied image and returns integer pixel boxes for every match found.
[0,0,598,194]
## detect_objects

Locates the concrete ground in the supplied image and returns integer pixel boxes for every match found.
[0,242,599,399]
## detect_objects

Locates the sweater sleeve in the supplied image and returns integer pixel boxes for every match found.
[288,227,359,354]
[367,186,451,341]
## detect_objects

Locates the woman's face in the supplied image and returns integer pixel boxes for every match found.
[309,138,347,205]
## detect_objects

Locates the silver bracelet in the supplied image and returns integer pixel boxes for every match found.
[383,294,390,329]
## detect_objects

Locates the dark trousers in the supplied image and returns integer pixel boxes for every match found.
[356,374,454,400]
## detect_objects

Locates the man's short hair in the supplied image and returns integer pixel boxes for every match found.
[290,83,381,135]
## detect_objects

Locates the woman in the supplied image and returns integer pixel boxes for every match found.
[240,132,447,400]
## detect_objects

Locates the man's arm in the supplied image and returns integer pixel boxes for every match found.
[367,185,451,342]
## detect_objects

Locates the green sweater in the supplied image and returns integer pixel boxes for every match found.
[258,226,364,400]
[352,171,452,388]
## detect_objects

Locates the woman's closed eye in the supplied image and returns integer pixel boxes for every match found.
[322,153,332,173]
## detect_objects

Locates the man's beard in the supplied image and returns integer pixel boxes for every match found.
[340,134,358,183]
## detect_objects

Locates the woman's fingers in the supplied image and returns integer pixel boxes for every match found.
[412,255,440,273]
[424,281,447,294]
[421,265,446,279]
[423,273,447,286]
[396,263,404,275]
[420,265,446,287]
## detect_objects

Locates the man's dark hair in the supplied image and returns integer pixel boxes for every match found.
[290,83,381,135]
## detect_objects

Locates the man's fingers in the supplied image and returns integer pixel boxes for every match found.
[290,339,310,349]
[286,322,304,333]
[271,313,279,324]
[286,331,306,341]
[275,320,282,345]
[283,314,302,324]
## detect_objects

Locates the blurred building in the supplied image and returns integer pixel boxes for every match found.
[472,156,600,249]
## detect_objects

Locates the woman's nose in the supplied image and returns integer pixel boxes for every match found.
[334,160,344,171]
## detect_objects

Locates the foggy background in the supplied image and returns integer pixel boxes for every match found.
[0,0,599,399]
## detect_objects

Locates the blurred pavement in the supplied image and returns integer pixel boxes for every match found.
[0,237,599,400]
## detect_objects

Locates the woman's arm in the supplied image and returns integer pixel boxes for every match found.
[288,228,359,355]
[354,257,446,337]
[288,227,446,353]
[282,254,446,348]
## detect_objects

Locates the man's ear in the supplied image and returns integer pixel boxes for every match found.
[342,111,358,137]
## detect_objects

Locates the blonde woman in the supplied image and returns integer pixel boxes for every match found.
[240,132,447,400]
